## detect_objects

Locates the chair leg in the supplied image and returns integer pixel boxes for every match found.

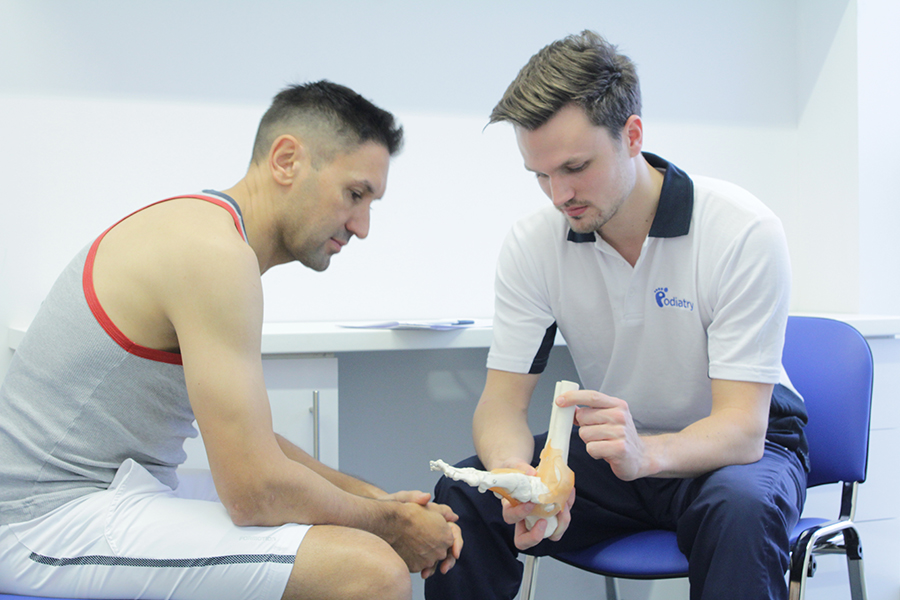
[519,556,622,600]
[789,525,868,600]
[843,527,868,600]
[847,557,867,600]
[789,578,804,600]
[789,527,819,600]
[520,555,539,600]
[605,576,620,600]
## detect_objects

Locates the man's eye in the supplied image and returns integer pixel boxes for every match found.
[566,163,587,173]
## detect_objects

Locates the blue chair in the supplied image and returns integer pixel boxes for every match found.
[520,316,873,600]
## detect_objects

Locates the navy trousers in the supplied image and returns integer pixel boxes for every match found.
[424,432,806,600]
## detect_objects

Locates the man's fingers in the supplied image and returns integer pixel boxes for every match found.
[501,498,536,524]
[384,489,431,504]
[428,501,459,522]
[450,523,463,558]
[513,518,547,550]
[556,389,622,410]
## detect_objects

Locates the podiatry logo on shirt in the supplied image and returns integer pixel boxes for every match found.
[654,287,694,312]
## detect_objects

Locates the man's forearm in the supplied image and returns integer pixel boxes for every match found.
[639,409,768,479]
[219,448,404,530]
[275,433,386,498]
[473,400,535,471]
[221,458,456,574]
[631,380,772,479]
[473,369,542,471]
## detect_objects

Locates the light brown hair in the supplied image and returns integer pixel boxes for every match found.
[490,30,641,139]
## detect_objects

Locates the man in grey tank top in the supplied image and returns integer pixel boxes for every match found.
[0,81,461,600]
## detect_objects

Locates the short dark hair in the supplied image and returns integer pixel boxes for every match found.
[251,80,403,165]
[489,30,641,138]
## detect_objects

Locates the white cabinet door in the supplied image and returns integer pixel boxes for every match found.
[181,355,339,470]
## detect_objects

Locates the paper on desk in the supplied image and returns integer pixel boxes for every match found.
[339,319,476,331]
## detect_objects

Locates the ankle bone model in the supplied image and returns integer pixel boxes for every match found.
[430,380,578,538]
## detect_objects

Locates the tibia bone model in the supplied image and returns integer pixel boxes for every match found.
[430,380,578,538]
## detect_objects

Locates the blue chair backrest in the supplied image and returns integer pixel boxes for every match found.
[782,316,874,488]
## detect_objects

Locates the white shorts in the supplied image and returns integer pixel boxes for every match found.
[0,459,311,600]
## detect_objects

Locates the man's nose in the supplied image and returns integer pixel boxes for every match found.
[347,205,370,240]
[549,177,575,207]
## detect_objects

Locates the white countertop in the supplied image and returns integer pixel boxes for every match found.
[257,320,500,354]
[8,314,900,355]
[5,319,503,355]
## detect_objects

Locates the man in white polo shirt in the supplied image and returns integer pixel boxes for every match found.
[425,31,808,600]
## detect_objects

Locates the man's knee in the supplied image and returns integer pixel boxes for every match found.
[685,462,801,544]
[349,537,411,600]
[284,526,411,600]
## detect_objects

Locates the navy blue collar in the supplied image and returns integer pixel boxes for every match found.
[566,152,694,243]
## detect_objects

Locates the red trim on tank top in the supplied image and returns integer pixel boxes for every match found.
[83,194,248,365]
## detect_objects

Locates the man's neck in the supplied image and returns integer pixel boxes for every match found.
[599,154,665,267]
[220,171,284,275]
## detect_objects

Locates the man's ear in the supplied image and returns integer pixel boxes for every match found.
[622,115,644,158]
[268,134,309,186]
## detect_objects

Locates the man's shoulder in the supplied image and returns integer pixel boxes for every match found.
[158,200,258,290]
[690,175,776,220]
[146,195,244,233]
[120,197,251,261]
[686,175,784,247]
[102,196,260,304]
[88,196,260,354]
[508,205,567,244]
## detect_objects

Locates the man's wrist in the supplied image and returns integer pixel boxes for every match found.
[362,497,407,545]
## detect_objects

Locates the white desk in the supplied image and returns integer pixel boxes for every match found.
[9,315,898,356]
[5,319,497,355]
[258,319,496,355]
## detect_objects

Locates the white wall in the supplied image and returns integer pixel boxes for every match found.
[794,0,860,312]
[3,2,899,598]
[857,0,900,315]
[4,0,874,381]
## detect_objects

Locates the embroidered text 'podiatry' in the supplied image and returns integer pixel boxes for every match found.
[654,287,694,312]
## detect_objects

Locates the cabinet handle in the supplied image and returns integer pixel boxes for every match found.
[309,390,320,461]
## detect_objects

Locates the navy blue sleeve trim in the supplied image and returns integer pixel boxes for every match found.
[528,322,558,374]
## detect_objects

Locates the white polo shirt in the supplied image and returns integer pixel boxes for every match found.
[487,153,793,434]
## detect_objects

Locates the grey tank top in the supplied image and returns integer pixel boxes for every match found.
[0,192,247,525]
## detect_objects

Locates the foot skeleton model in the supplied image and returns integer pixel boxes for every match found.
[430,380,579,538]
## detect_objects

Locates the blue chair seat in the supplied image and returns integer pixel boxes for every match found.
[553,516,834,580]
[556,529,688,578]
